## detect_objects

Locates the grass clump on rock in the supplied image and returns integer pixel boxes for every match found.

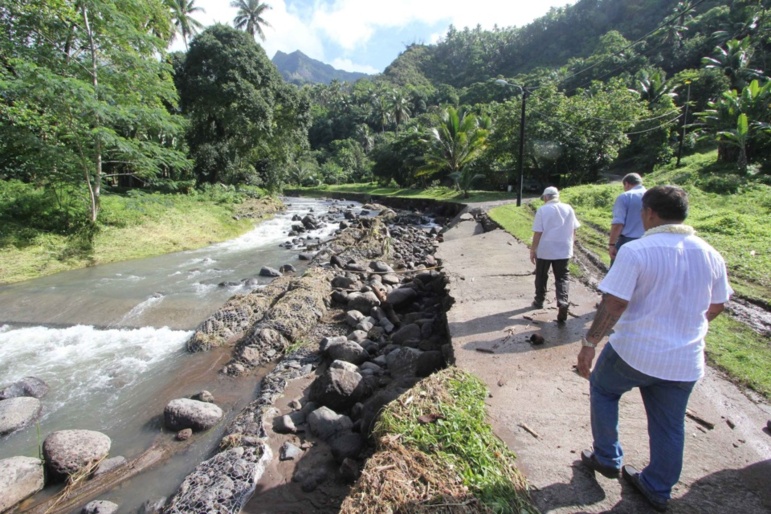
[340,367,537,514]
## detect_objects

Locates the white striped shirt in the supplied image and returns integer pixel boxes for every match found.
[599,232,732,381]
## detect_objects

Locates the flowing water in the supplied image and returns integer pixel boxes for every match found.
[0,197,363,511]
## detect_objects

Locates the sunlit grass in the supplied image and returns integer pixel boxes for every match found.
[290,183,516,203]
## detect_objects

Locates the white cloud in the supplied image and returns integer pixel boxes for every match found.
[330,58,379,75]
[169,0,575,71]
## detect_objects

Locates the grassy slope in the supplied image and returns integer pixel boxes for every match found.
[0,193,279,284]
[488,152,771,398]
[291,183,516,203]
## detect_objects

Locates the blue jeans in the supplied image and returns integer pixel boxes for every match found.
[590,344,696,501]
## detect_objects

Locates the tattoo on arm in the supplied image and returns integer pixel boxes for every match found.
[587,295,628,342]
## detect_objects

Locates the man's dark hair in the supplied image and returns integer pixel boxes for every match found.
[642,185,688,221]
[622,173,642,186]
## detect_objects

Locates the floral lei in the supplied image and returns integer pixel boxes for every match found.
[643,224,696,237]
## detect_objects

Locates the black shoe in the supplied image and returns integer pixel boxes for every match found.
[622,465,668,512]
[580,450,620,479]
[532,300,543,309]
[557,305,569,322]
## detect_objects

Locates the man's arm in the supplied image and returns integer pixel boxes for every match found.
[530,231,542,265]
[706,303,725,322]
[577,293,629,378]
[608,223,624,259]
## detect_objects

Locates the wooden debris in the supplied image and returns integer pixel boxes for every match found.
[476,347,495,354]
[686,409,715,430]
[518,423,541,439]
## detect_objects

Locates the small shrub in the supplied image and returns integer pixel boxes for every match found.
[697,174,744,194]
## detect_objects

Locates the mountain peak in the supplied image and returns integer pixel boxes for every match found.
[272,50,370,85]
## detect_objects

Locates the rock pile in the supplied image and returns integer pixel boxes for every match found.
[164,201,453,510]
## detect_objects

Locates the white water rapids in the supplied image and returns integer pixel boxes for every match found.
[0,197,359,469]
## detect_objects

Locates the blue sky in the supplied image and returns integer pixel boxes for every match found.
[173,0,577,74]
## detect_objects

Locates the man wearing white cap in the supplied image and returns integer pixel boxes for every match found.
[530,186,581,322]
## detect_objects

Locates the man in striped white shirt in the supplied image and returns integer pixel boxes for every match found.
[576,186,732,512]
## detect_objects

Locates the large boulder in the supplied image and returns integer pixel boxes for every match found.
[43,430,111,482]
[385,347,423,380]
[346,292,380,315]
[390,323,421,346]
[0,397,42,435]
[0,456,44,512]
[164,398,223,432]
[308,363,366,412]
[0,376,49,400]
[324,340,368,366]
[307,407,353,442]
[386,286,417,307]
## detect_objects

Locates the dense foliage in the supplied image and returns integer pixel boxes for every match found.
[2,0,771,229]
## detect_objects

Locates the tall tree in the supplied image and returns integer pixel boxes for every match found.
[176,24,310,188]
[166,0,205,50]
[0,0,190,224]
[231,0,271,41]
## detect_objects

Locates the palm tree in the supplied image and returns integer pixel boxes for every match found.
[702,38,765,91]
[166,0,205,51]
[231,0,272,41]
[418,106,489,187]
[389,90,411,133]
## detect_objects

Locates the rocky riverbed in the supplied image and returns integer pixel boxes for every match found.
[1,199,460,513]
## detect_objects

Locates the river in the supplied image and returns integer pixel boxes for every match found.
[0,196,361,511]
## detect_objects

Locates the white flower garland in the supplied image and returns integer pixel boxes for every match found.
[643,224,695,237]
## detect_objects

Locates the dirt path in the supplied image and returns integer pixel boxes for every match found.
[436,208,771,513]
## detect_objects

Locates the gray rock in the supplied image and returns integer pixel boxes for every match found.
[164,398,223,432]
[165,445,271,514]
[43,430,111,482]
[329,431,364,463]
[332,275,359,289]
[387,286,417,307]
[191,390,214,403]
[390,323,422,346]
[279,264,296,273]
[176,428,193,441]
[360,362,382,373]
[345,310,365,327]
[416,351,445,377]
[279,442,303,461]
[369,261,394,273]
[326,340,368,365]
[346,291,380,315]
[385,347,423,380]
[274,415,297,434]
[339,458,360,483]
[329,360,360,373]
[307,407,353,442]
[82,500,119,514]
[356,319,375,332]
[94,456,127,477]
[298,252,315,261]
[381,273,400,285]
[319,335,348,353]
[0,396,41,435]
[308,364,366,414]
[0,377,49,400]
[347,330,368,343]
[259,266,282,277]
[0,456,44,512]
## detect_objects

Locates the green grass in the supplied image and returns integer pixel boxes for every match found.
[0,190,278,284]
[375,368,537,514]
[706,316,771,398]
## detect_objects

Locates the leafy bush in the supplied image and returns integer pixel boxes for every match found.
[696,173,744,194]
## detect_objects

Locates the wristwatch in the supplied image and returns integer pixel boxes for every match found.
[581,336,597,348]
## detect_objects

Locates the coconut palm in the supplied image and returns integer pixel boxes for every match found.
[166,0,205,50]
[231,0,272,41]
[418,106,489,186]
[389,90,412,133]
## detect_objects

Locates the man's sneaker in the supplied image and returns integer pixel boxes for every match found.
[557,305,569,322]
[622,465,668,512]
[531,300,543,309]
[580,450,620,479]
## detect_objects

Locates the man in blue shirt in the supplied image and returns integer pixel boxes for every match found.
[609,173,646,266]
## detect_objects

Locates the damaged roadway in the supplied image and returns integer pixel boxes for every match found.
[436,206,771,514]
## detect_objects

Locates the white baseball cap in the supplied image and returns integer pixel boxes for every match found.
[542,186,559,197]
